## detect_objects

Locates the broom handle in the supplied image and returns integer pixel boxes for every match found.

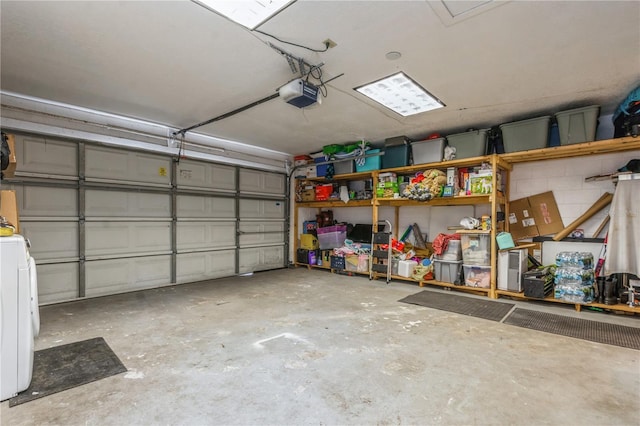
[552,192,613,241]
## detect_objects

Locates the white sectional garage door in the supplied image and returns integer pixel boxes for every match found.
[4,133,287,304]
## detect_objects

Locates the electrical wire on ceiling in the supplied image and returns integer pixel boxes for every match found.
[253,29,329,53]
[306,64,328,98]
[266,42,329,99]
[173,13,339,139]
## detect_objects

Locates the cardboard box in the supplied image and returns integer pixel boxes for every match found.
[0,190,20,233]
[508,191,564,240]
[376,181,399,198]
[301,188,315,202]
[2,133,17,179]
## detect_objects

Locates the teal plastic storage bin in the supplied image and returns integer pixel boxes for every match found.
[499,116,550,152]
[555,105,600,145]
[382,144,410,169]
[355,149,381,172]
[446,129,489,159]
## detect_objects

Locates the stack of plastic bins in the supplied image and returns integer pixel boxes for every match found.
[460,232,491,288]
[433,239,462,284]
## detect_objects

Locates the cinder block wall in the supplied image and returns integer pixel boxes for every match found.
[509,151,638,238]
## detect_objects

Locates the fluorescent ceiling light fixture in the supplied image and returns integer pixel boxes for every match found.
[194,0,295,30]
[354,72,445,117]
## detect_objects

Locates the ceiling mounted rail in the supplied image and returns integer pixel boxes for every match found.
[174,72,344,137]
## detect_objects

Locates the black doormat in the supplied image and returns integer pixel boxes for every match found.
[9,337,127,407]
[399,290,515,322]
[503,308,640,350]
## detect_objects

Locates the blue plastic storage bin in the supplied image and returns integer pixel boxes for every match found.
[314,157,328,177]
[355,149,381,172]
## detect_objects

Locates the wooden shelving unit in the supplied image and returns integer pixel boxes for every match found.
[293,136,640,314]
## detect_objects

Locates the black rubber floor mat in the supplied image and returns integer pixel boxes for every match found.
[503,308,640,350]
[399,290,515,321]
[9,337,127,406]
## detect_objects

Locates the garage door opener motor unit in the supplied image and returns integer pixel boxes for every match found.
[279,78,320,108]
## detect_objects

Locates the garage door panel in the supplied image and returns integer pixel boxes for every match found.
[239,246,285,273]
[85,146,171,186]
[15,134,78,177]
[262,245,285,268]
[176,195,235,218]
[21,222,78,260]
[36,262,79,304]
[177,221,236,250]
[85,222,171,257]
[239,169,285,195]
[176,250,236,283]
[176,160,236,191]
[85,255,171,297]
[12,186,78,217]
[239,199,284,219]
[85,190,170,218]
[239,221,285,246]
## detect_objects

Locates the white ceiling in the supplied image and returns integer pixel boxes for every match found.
[1,1,639,156]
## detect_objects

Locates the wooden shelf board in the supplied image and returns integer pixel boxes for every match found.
[381,155,496,174]
[296,199,373,208]
[421,279,491,293]
[296,171,374,182]
[496,290,640,313]
[500,136,640,164]
[375,194,497,207]
[294,262,331,270]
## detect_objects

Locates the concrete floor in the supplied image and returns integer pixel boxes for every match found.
[2,268,639,426]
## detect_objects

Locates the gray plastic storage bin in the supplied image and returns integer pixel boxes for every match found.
[434,260,463,284]
[411,137,445,164]
[333,159,354,175]
[499,116,550,152]
[446,129,489,159]
[554,105,600,145]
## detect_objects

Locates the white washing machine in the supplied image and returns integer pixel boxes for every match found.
[1,234,40,401]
